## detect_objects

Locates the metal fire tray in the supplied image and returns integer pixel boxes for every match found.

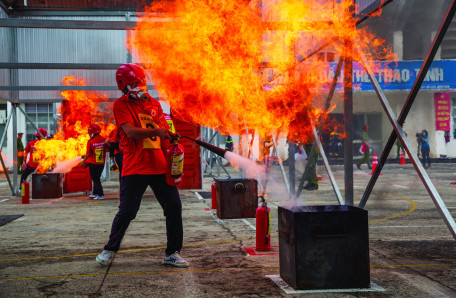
[278,205,370,290]
[215,178,258,219]
[32,173,64,199]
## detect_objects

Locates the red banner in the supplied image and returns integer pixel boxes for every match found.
[434,93,451,131]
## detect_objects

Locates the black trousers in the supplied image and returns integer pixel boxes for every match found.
[20,165,36,185]
[114,152,123,181]
[421,147,431,166]
[89,163,104,196]
[104,174,183,255]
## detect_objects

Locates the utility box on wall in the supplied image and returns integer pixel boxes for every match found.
[215,178,258,219]
[278,205,370,290]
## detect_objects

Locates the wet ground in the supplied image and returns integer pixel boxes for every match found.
[0,158,456,297]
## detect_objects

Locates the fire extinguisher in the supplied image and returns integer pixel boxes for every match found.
[256,196,271,251]
[165,137,184,186]
[21,182,30,204]
[211,179,217,209]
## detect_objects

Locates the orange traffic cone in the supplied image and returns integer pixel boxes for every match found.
[370,153,382,175]
[399,149,406,165]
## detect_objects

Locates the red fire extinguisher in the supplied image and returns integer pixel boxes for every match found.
[211,180,217,209]
[256,196,271,251]
[165,138,184,186]
[21,182,30,204]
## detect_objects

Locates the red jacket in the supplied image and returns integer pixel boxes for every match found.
[86,134,107,165]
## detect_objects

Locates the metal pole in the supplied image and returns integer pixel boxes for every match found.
[296,57,344,197]
[343,0,355,205]
[288,140,296,196]
[0,106,13,149]
[272,136,290,192]
[11,24,19,195]
[0,153,13,195]
[215,156,231,178]
[0,106,13,194]
[359,0,456,210]
[12,104,18,195]
[356,47,456,239]
[216,132,220,177]
[311,121,344,205]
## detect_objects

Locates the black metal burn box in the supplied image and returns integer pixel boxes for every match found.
[215,178,258,219]
[32,173,64,199]
[278,205,370,290]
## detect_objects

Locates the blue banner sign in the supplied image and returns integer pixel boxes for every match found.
[330,60,455,92]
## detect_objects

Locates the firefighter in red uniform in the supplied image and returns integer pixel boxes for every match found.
[20,128,47,186]
[80,124,107,200]
[96,63,189,268]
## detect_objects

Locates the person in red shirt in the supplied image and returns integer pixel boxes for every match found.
[80,123,107,200]
[105,126,123,180]
[96,63,189,268]
[20,128,47,186]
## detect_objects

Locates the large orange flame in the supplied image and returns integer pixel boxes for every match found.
[128,0,395,143]
[33,76,115,173]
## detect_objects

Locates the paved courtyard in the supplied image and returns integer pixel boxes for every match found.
[0,159,456,297]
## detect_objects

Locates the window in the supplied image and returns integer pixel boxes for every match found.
[24,104,56,143]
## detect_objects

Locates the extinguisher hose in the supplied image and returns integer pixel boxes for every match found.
[180,136,227,158]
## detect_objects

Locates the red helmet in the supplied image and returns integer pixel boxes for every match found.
[35,128,48,138]
[88,124,101,136]
[116,63,147,91]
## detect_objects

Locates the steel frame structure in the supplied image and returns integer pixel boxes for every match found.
[291,0,456,240]
[0,0,455,240]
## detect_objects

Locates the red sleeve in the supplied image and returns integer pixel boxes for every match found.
[155,104,171,151]
[113,99,134,127]
[156,106,170,130]
[111,127,119,143]
[86,140,93,157]
[24,143,30,153]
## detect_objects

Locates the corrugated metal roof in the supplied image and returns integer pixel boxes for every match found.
[1,0,158,11]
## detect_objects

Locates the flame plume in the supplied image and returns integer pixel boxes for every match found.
[129,0,395,143]
[33,76,114,173]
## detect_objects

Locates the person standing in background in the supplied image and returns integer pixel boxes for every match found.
[419,129,431,169]
[303,141,319,191]
[20,128,48,186]
[329,130,341,157]
[17,133,25,173]
[80,124,107,200]
[225,135,234,152]
[395,132,407,158]
[357,124,372,170]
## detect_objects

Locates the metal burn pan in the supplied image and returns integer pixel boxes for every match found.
[215,178,258,219]
[278,205,370,290]
[32,173,64,199]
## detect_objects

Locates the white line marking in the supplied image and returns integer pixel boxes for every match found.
[194,192,204,201]
[0,199,9,202]
[242,219,256,230]
[389,184,409,189]
[267,275,385,294]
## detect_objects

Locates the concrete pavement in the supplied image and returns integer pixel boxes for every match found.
[0,160,455,297]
